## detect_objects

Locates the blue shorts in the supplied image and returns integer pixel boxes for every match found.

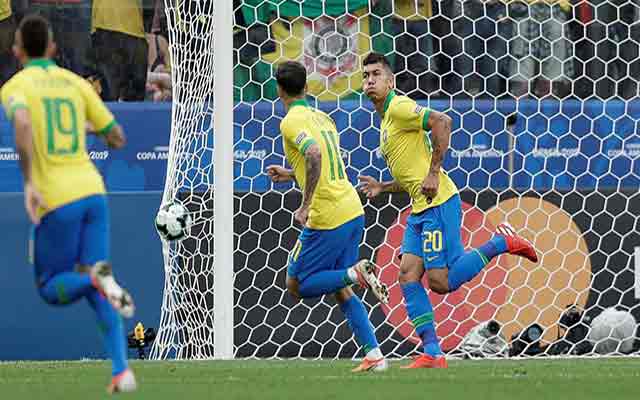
[32,195,110,286]
[287,215,364,282]
[401,194,464,269]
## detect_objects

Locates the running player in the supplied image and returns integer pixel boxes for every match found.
[1,15,136,392]
[266,61,389,372]
[358,52,538,368]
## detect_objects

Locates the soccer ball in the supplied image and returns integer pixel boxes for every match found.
[155,202,191,241]
[588,307,637,354]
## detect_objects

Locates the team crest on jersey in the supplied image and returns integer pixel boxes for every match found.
[295,132,308,145]
[414,105,424,115]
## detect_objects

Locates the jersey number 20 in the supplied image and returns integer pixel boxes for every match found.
[43,97,79,155]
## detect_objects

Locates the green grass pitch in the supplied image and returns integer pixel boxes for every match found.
[1,359,639,399]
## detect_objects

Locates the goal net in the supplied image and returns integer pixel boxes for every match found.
[152,0,640,359]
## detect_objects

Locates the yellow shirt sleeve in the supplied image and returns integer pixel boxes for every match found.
[389,97,431,132]
[0,80,28,121]
[76,77,115,134]
[281,115,317,155]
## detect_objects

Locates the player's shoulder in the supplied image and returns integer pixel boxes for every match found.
[311,107,335,125]
[390,93,418,110]
[1,69,32,93]
[389,93,429,118]
[280,107,306,132]
[54,66,93,90]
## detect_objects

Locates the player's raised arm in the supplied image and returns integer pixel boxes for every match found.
[78,76,127,149]
[357,175,403,199]
[278,105,322,225]
[1,79,47,223]
[422,110,453,199]
[12,108,33,184]
[266,165,295,183]
[13,108,46,223]
[297,141,322,224]
[425,110,452,176]
[102,123,126,149]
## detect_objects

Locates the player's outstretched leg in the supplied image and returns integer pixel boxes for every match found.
[38,271,98,305]
[90,261,135,318]
[398,254,448,369]
[335,288,388,372]
[446,222,538,292]
[87,289,137,393]
[297,260,389,304]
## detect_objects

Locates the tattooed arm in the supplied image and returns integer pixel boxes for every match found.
[380,180,404,193]
[427,110,452,175]
[421,110,452,199]
[302,143,322,208]
[357,176,404,199]
[294,143,322,225]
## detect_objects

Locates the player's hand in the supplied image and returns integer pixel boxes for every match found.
[24,182,46,225]
[357,175,382,199]
[294,205,309,226]
[421,171,439,204]
[266,165,293,183]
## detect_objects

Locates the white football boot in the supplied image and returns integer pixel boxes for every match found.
[91,261,135,318]
[353,260,390,304]
[107,369,137,394]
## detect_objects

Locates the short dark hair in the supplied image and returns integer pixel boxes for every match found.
[18,14,51,58]
[275,61,307,97]
[363,52,392,72]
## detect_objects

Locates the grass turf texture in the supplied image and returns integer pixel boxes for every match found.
[1,359,639,399]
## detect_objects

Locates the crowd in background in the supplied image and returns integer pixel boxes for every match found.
[0,0,170,101]
[235,0,640,102]
[1,1,639,103]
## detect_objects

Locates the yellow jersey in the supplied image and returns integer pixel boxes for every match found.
[393,0,432,20]
[93,0,144,39]
[379,91,458,214]
[0,0,10,21]
[0,59,116,217]
[281,99,364,230]
[502,0,571,11]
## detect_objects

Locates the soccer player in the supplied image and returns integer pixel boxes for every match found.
[266,61,389,372]
[1,15,137,392]
[358,53,539,368]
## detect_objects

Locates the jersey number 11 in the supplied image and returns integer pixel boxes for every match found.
[319,130,345,181]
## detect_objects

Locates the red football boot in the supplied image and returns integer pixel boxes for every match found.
[401,354,448,369]
[496,222,539,263]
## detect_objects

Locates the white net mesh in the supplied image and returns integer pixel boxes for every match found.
[150,0,216,359]
[154,0,640,359]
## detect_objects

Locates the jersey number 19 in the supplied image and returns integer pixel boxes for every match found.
[43,97,79,155]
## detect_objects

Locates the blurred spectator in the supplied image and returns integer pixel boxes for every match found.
[10,0,27,23]
[430,0,470,98]
[30,0,91,76]
[391,0,439,98]
[0,0,16,87]
[576,0,640,99]
[436,0,511,98]
[475,0,511,98]
[151,0,168,39]
[145,31,171,101]
[506,0,574,98]
[92,0,148,101]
